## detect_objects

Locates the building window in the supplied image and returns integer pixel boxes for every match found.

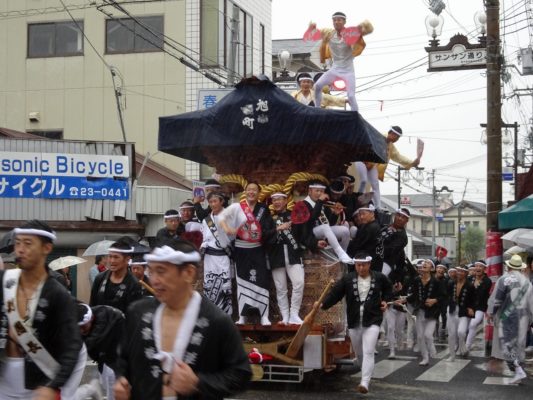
[200,1,253,76]
[105,16,164,54]
[28,21,84,58]
[26,130,63,139]
[439,221,455,236]
[473,221,479,227]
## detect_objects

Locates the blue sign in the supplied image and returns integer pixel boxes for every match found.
[502,172,513,181]
[0,175,129,200]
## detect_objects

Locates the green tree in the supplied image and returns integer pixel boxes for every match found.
[461,225,485,262]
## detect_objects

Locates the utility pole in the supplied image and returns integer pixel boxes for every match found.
[485,0,502,230]
[397,165,402,209]
[431,169,436,256]
[227,5,240,87]
[457,179,469,262]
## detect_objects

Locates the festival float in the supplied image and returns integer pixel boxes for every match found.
[158,75,387,382]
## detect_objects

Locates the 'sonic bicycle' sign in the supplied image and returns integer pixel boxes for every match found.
[0,152,130,200]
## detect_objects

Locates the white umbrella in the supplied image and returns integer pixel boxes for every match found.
[82,240,115,257]
[49,256,87,271]
[502,229,533,250]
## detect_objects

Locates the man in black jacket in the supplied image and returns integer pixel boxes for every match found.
[293,179,353,264]
[155,209,181,244]
[90,238,142,314]
[0,220,82,399]
[114,239,251,400]
[78,303,125,399]
[322,252,392,394]
[268,192,305,325]
[348,203,383,272]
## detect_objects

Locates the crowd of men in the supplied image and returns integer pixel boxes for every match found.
[1,173,533,398]
[2,11,532,399]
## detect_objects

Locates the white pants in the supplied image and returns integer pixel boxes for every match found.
[385,308,406,350]
[315,67,358,111]
[100,363,116,400]
[355,162,380,208]
[349,324,380,387]
[466,310,485,350]
[415,310,437,361]
[406,303,416,346]
[0,346,87,400]
[312,224,351,262]
[0,357,32,399]
[447,309,469,356]
[272,262,305,320]
[61,344,88,400]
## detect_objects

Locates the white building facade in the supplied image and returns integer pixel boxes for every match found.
[0,0,272,179]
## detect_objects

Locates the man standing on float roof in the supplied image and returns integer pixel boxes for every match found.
[311,11,373,112]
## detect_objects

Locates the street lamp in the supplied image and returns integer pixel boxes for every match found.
[397,166,425,208]
[474,11,487,36]
[425,14,444,47]
[278,50,292,78]
[432,184,453,256]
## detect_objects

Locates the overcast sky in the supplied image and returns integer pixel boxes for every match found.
[271,0,533,205]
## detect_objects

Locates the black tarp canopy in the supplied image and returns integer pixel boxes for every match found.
[158,77,387,176]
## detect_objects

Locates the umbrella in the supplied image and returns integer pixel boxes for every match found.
[82,240,115,257]
[501,229,533,250]
[49,256,87,271]
[504,245,527,255]
[0,230,14,253]
[499,194,533,230]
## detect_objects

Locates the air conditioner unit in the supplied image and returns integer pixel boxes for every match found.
[28,112,40,122]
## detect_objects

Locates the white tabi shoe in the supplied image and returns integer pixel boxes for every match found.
[388,350,396,359]
[260,316,272,326]
[356,383,369,394]
[288,313,303,325]
[509,366,527,384]
[236,316,247,325]
[419,358,429,366]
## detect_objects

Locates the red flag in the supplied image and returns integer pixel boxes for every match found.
[435,245,448,258]
[303,24,321,41]
[341,26,362,45]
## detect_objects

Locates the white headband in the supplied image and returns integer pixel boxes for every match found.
[309,184,326,189]
[164,214,180,219]
[129,259,147,266]
[14,228,57,242]
[298,76,313,82]
[271,192,287,198]
[424,259,435,269]
[448,267,457,272]
[179,205,194,210]
[78,304,93,326]
[396,208,410,218]
[390,126,402,136]
[204,184,221,188]
[354,256,372,263]
[332,13,346,19]
[108,247,134,254]
[144,245,201,265]
[357,204,376,213]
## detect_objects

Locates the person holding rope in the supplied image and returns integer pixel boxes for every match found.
[321,252,392,393]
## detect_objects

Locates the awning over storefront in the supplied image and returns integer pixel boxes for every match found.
[499,194,533,230]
